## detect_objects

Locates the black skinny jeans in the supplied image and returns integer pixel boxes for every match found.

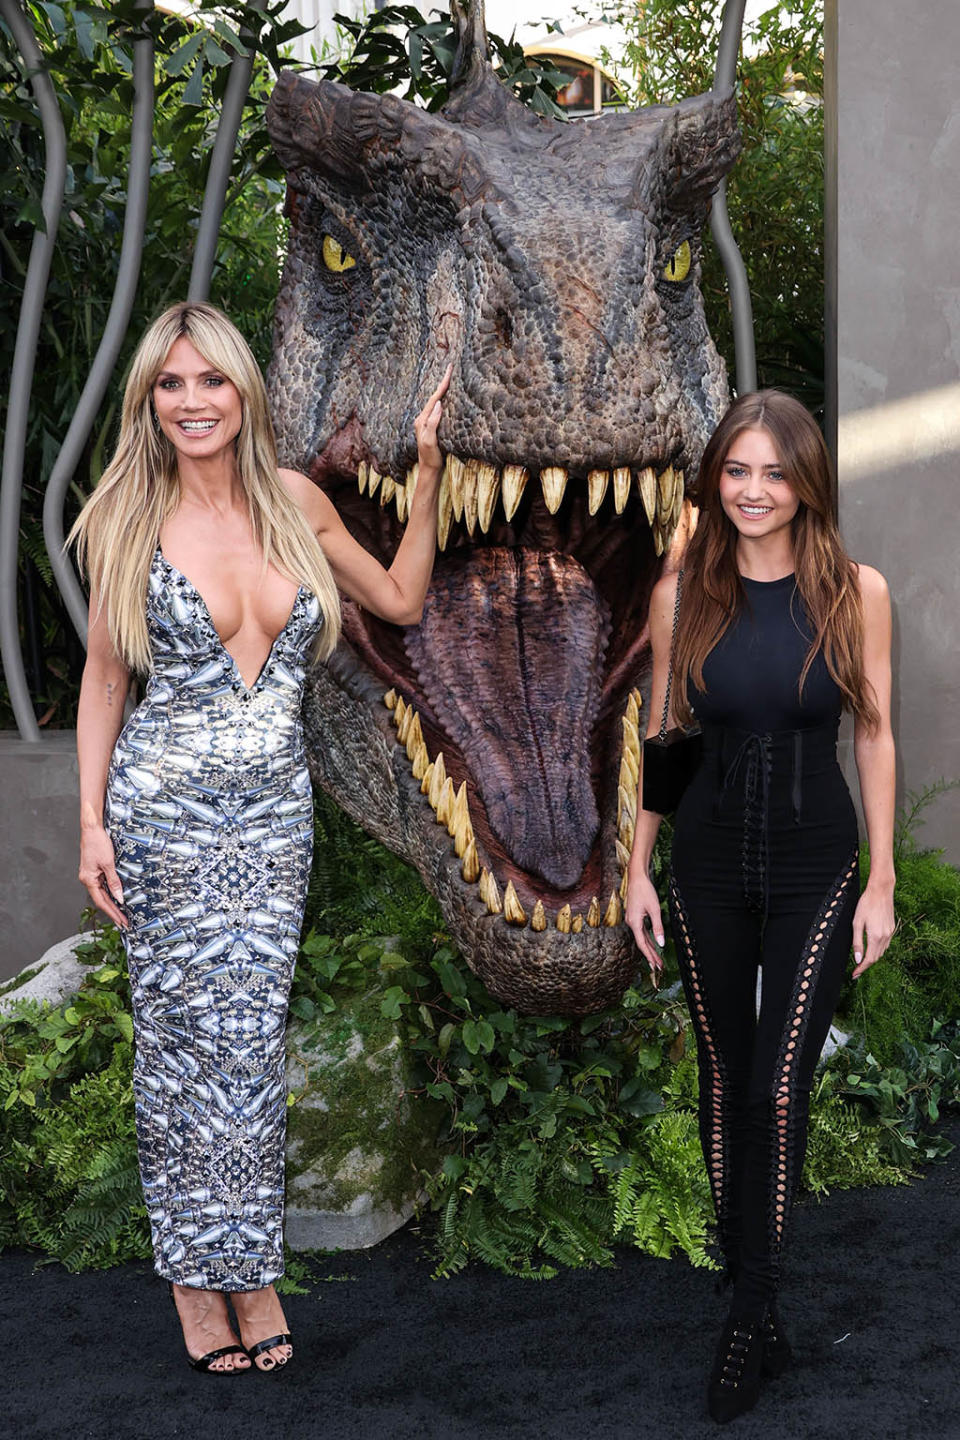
[669,723,859,1319]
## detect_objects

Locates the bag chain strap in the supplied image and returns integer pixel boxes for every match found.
[658,568,685,743]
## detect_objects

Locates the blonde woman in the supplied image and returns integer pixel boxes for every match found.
[72,302,449,1374]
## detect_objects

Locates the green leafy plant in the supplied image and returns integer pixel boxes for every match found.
[836,784,960,1064]
[3,787,960,1277]
[1,0,305,728]
[320,5,570,116]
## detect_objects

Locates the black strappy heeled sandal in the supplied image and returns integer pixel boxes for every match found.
[245,1331,294,1373]
[167,1282,250,1375]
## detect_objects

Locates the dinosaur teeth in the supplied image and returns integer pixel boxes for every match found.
[503,880,527,927]
[617,683,642,867]
[476,463,500,533]
[479,867,502,915]
[437,460,454,549]
[603,890,623,927]
[448,455,466,523]
[405,711,424,762]
[427,751,447,809]
[436,775,455,828]
[637,466,657,525]
[501,464,528,521]
[461,459,480,537]
[448,779,469,840]
[365,451,684,554]
[540,465,568,515]
[587,470,609,515]
[461,837,480,883]
[386,687,633,933]
[656,465,675,525]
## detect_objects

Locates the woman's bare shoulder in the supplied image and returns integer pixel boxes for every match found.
[851,562,890,606]
[277,467,327,524]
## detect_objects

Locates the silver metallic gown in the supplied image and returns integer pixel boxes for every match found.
[105,548,322,1290]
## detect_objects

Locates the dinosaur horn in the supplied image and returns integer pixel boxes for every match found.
[659,89,742,216]
[267,70,475,190]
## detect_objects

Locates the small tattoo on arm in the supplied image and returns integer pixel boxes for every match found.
[106,683,114,708]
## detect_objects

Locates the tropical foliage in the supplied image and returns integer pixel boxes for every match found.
[3,791,959,1279]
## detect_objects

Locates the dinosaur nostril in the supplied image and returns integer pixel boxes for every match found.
[494,308,514,347]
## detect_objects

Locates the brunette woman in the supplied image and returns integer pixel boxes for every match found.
[625,391,896,1423]
[72,302,449,1374]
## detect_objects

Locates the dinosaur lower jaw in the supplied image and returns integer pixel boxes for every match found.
[315,452,692,933]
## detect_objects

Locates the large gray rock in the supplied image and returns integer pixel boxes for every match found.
[284,987,445,1251]
[2,936,445,1251]
[0,933,90,1014]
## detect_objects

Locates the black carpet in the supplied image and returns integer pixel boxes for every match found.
[5,1123,960,1440]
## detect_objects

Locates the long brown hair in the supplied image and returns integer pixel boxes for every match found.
[69,302,341,672]
[672,389,878,730]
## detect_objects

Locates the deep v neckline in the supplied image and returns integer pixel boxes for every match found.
[155,547,304,694]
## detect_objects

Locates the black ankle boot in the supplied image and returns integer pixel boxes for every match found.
[761,1297,792,1378]
[707,1313,764,1424]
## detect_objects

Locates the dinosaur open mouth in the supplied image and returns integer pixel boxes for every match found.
[314,451,691,934]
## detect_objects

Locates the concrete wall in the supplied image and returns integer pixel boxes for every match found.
[0,732,87,982]
[828,0,960,860]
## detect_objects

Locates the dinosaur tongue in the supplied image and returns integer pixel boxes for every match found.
[405,549,610,890]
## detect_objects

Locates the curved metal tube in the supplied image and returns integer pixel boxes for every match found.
[0,0,67,740]
[711,0,757,395]
[43,1,155,647]
[188,0,267,301]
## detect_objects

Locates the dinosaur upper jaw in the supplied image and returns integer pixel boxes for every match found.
[312,446,692,943]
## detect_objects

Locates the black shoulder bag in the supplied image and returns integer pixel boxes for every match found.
[641,569,703,815]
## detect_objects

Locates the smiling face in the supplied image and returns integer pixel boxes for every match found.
[719,426,799,542]
[152,336,243,461]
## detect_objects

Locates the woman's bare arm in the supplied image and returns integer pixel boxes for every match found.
[625,568,680,980]
[850,564,896,977]
[77,592,131,928]
[280,367,451,625]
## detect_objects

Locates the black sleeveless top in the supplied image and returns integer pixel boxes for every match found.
[690,574,841,732]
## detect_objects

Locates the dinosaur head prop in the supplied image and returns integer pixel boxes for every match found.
[266,9,741,1012]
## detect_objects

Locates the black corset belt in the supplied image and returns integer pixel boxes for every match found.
[700,722,841,916]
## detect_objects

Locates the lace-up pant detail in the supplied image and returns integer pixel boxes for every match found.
[766,854,860,1272]
[671,724,860,1320]
[669,880,732,1258]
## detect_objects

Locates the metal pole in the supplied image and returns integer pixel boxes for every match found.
[0,0,67,741]
[711,0,756,395]
[43,0,156,647]
[188,0,266,301]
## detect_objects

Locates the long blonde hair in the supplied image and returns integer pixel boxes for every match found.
[673,389,878,731]
[69,301,341,672]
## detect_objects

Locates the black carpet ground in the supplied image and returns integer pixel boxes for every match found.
[5,1123,960,1440]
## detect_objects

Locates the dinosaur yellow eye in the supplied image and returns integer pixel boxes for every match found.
[663,240,692,283]
[322,235,356,273]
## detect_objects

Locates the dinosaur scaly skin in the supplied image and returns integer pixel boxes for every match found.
[266,36,740,1014]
